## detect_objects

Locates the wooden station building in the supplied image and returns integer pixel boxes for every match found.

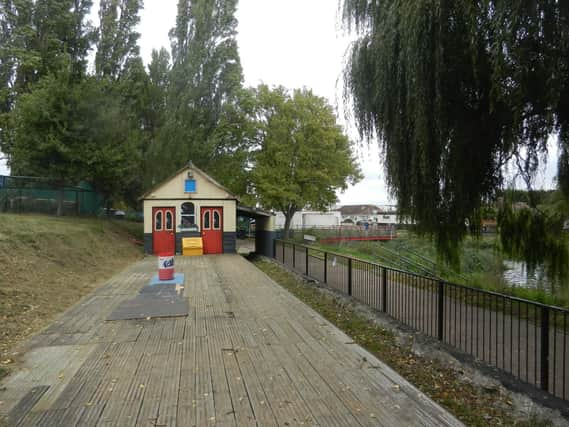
[141,162,275,257]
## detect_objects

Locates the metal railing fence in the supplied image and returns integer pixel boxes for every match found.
[274,240,569,403]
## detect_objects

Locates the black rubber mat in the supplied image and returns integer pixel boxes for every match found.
[107,294,188,321]
[138,283,185,296]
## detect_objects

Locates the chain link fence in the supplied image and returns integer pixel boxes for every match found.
[0,176,104,216]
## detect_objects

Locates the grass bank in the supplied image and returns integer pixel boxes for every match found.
[300,230,569,309]
[252,256,555,427]
[0,214,144,379]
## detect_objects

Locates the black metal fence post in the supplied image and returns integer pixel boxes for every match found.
[292,243,296,269]
[266,241,568,402]
[348,258,353,296]
[324,252,328,284]
[437,280,445,341]
[381,268,388,313]
[273,239,276,259]
[541,306,550,392]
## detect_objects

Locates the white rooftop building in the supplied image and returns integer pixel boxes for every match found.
[275,210,342,229]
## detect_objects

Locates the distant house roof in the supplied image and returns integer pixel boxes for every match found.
[335,204,382,216]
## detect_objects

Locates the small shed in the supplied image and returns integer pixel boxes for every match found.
[141,163,239,255]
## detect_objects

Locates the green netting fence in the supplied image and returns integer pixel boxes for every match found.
[0,176,104,216]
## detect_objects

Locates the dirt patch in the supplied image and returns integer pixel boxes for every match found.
[0,214,143,371]
[251,256,567,427]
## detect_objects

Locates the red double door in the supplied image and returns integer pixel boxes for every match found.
[152,207,176,255]
[201,207,223,254]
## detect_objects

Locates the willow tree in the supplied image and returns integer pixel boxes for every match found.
[343,0,569,271]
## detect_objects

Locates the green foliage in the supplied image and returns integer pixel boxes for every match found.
[498,204,568,281]
[342,0,569,269]
[95,0,142,80]
[0,0,94,87]
[146,0,248,194]
[0,0,149,209]
[11,71,89,182]
[145,48,170,134]
[252,85,362,234]
[0,0,96,157]
[11,73,140,205]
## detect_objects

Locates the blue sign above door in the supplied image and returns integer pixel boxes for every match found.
[184,179,196,193]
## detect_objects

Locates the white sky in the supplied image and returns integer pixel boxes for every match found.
[1,0,558,205]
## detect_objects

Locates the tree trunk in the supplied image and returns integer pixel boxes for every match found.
[104,197,112,218]
[283,214,292,240]
[283,206,297,240]
[56,186,64,216]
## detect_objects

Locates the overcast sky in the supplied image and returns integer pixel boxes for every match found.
[1,0,557,205]
[139,0,393,206]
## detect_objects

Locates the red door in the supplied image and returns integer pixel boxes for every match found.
[152,207,175,254]
[201,207,223,254]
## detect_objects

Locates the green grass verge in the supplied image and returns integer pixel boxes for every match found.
[294,230,569,309]
[252,256,553,427]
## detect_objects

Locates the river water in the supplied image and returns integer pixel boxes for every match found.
[502,260,553,292]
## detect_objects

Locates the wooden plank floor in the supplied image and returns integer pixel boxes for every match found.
[1,255,463,426]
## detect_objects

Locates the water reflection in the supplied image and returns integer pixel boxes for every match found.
[503,260,551,292]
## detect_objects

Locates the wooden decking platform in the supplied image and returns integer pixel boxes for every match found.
[0,255,463,426]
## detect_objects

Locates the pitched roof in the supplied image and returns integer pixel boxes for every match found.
[139,162,238,200]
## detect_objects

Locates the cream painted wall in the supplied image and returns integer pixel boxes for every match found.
[142,166,237,234]
[145,167,234,200]
[143,199,236,233]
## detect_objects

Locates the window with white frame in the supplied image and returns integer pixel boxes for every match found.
[180,202,197,230]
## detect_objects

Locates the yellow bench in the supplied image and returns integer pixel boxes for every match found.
[182,237,203,256]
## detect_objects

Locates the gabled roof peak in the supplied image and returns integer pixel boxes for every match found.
[139,162,238,201]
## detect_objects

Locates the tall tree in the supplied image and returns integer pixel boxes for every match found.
[143,47,169,187]
[11,71,89,214]
[148,0,246,189]
[252,85,361,237]
[146,47,170,135]
[114,55,151,205]
[343,0,569,270]
[93,0,145,205]
[0,0,95,164]
[11,72,139,214]
[95,0,142,80]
